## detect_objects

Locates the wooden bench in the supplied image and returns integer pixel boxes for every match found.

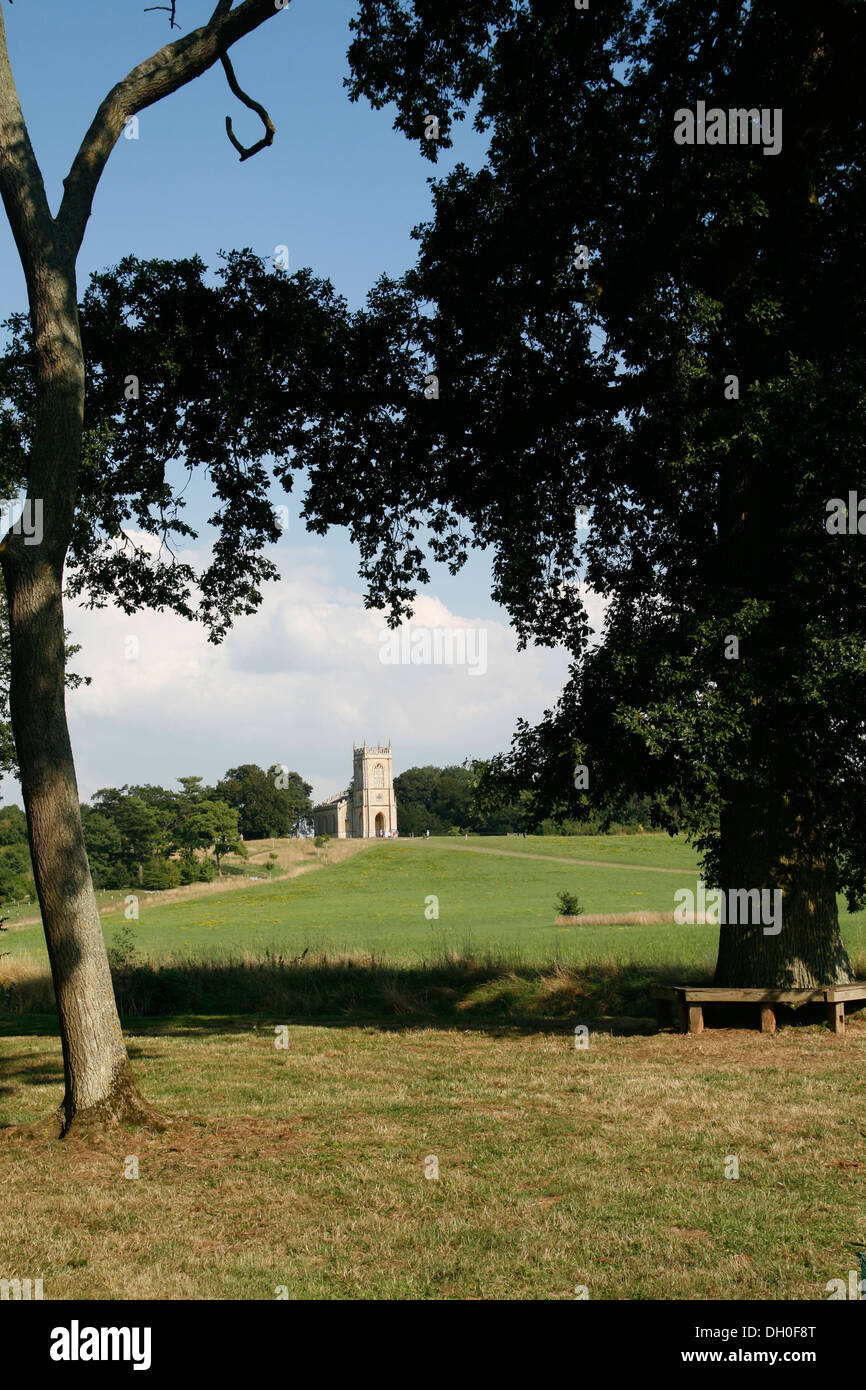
[651,983,866,1036]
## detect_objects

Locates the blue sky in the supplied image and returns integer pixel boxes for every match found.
[0,1,578,804]
[0,0,461,311]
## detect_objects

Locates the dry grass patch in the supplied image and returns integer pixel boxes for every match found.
[554,912,723,925]
[556,911,675,925]
[1,1015,864,1300]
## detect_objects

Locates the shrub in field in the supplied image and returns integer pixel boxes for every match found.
[556,890,583,917]
[107,923,137,971]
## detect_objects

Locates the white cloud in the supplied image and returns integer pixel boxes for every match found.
[7,547,605,806]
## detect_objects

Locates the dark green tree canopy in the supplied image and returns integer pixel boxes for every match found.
[0,252,350,640]
[325,2,866,925]
[75,768,309,890]
[216,763,312,839]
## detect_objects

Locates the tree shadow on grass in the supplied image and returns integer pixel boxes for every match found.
[0,1054,63,1099]
[1,952,712,1038]
[3,955,862,1046]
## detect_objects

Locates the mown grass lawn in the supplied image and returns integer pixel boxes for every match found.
[5,834,866,971]
[6,833,705,965]
[1,1016,864,1300]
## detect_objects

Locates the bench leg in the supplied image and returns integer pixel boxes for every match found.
[655,999,674,1030]
[760,1005,776,1035]
[827,1001,845,1035]
[687,1004,704,1035]
[676,997,688,1034]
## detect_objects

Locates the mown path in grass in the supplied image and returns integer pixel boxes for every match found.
[430,843,688,873]
[424,831,700,869]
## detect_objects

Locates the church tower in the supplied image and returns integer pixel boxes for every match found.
[351,741,398,837]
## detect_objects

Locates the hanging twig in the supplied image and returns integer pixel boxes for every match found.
[220,47,275,161]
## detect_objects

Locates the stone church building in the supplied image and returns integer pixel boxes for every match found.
[312,742,398,839]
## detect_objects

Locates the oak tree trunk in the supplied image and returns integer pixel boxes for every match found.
[714,797,854,989]
[712,331,853,989]
[0,0,283,1135]
[1,257,157,1135]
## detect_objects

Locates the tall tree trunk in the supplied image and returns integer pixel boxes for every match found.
[711,322,853,989]
[0,0,282,1136]
[714,795,854,989]
[1,258,157,1135]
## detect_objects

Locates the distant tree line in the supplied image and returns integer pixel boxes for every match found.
[0,758,654,903]
[0,803,33,902]
[394,765,654,837]
[0,764,312,901]
[83,765,313,889]
[394,765,483,836]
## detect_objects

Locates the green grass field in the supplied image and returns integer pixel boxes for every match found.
[5,833,865,973]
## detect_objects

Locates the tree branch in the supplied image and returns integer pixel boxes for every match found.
[0,3,58,281]
[144,2,181,30]
[58,0,285,253]
[220,48,275,160]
